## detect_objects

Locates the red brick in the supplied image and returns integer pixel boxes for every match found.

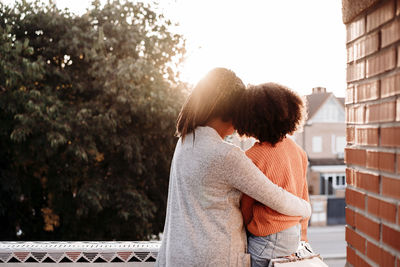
[398,204,400,224]
[380,199,397,223]
[398,154,400,174]
[367,1,395,32]
[368,196,380,217]
[368,195,397,223]
[355,80,380,102]
[365,32,380,56]
[353,38,365,61]
[349,246,373,267]
[397,49,400,70]
[382,176,400,199]
[381,72,400,98]
[346,168,355,185]
[356,255,373,267]
[347,61,366,82]
[355,127,379,146]
[355,105,365,124]
[346,207,356,227]
[346,108,353,123]
[380,101,396,123]
[366,150,379,170]
[367,241,396,266]
[346,226,366,253]
[382,224,400,251]
[347,126,355,144]
[381,249,396,267]
[346,188,366,210]
[366,241,380,265]
[346,86,354,104]
[366,101,396,123]
[397,0,400,15]
[347,246,357,266]
[355,212,380,240]
[366,48,397,78]
[382,18,400,47]
[346,108,352,123]
[356,171,380,193]
[347,17,366,43]
[347,105,366,124]
[345,148,367,166]
[365,128,379,146]
[397,98,400,121]
[347,45,354,63]
[381,127,400,147]
[379,152,396,173]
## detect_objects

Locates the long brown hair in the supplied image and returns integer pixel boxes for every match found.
[176,68,245,140]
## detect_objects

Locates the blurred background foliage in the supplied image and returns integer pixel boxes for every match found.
[0,0,187,240]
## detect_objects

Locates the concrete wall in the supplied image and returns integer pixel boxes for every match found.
[343,0,400,266]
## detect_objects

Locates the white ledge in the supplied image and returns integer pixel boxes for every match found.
[0,241,160,265]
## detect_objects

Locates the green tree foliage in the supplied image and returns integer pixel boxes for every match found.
[0,0,186,240]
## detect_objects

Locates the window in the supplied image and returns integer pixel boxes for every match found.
[320,173,346,195]
[312,136,322,153]
[336,136,346,153]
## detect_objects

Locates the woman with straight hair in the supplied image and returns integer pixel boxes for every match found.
[155,68,311,267]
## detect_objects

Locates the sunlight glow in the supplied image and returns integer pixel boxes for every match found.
[3,0,347,97]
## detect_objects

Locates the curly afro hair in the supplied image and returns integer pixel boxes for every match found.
[233,82,306,145]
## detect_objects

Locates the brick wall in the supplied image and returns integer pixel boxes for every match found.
[344,0,400,266]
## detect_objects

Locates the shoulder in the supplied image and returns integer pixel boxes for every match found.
[201,136,246,167]
[286,137,306,154]
[285,138,308,166]
[221,143,253,169]
[246,141,280,160]
[245,141,268,154]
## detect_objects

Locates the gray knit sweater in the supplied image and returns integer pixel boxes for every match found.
[155,126,311,267]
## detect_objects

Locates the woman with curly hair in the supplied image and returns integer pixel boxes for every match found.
[234,82,310,267]
[156,69,311,267]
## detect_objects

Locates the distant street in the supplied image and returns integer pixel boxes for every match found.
[308,225,346,267]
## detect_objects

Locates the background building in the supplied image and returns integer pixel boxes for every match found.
[294,87,346,197]
[291,87,347,226]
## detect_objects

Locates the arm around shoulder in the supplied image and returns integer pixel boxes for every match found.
[223,146,311,218]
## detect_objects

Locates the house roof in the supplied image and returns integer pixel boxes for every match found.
[305,92,332,119]
[305,92,345,120]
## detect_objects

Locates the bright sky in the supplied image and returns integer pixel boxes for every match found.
[4,0,347,97]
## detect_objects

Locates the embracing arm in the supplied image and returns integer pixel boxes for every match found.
[224,147,311,218]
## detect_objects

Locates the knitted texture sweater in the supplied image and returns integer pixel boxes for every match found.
[241,137,310,241]
[155,127,311,267]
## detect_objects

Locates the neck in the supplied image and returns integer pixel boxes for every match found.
[206,118,232,139]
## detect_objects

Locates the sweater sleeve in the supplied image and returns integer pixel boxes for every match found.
[224,146,311,218]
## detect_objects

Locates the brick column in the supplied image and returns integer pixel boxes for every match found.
[343,0,400,266]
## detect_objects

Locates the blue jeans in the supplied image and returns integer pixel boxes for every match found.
[247,224,301,267]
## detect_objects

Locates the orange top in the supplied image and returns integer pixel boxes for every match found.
[241,137,310,241]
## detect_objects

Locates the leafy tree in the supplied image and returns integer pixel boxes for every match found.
[0,0,186,240]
